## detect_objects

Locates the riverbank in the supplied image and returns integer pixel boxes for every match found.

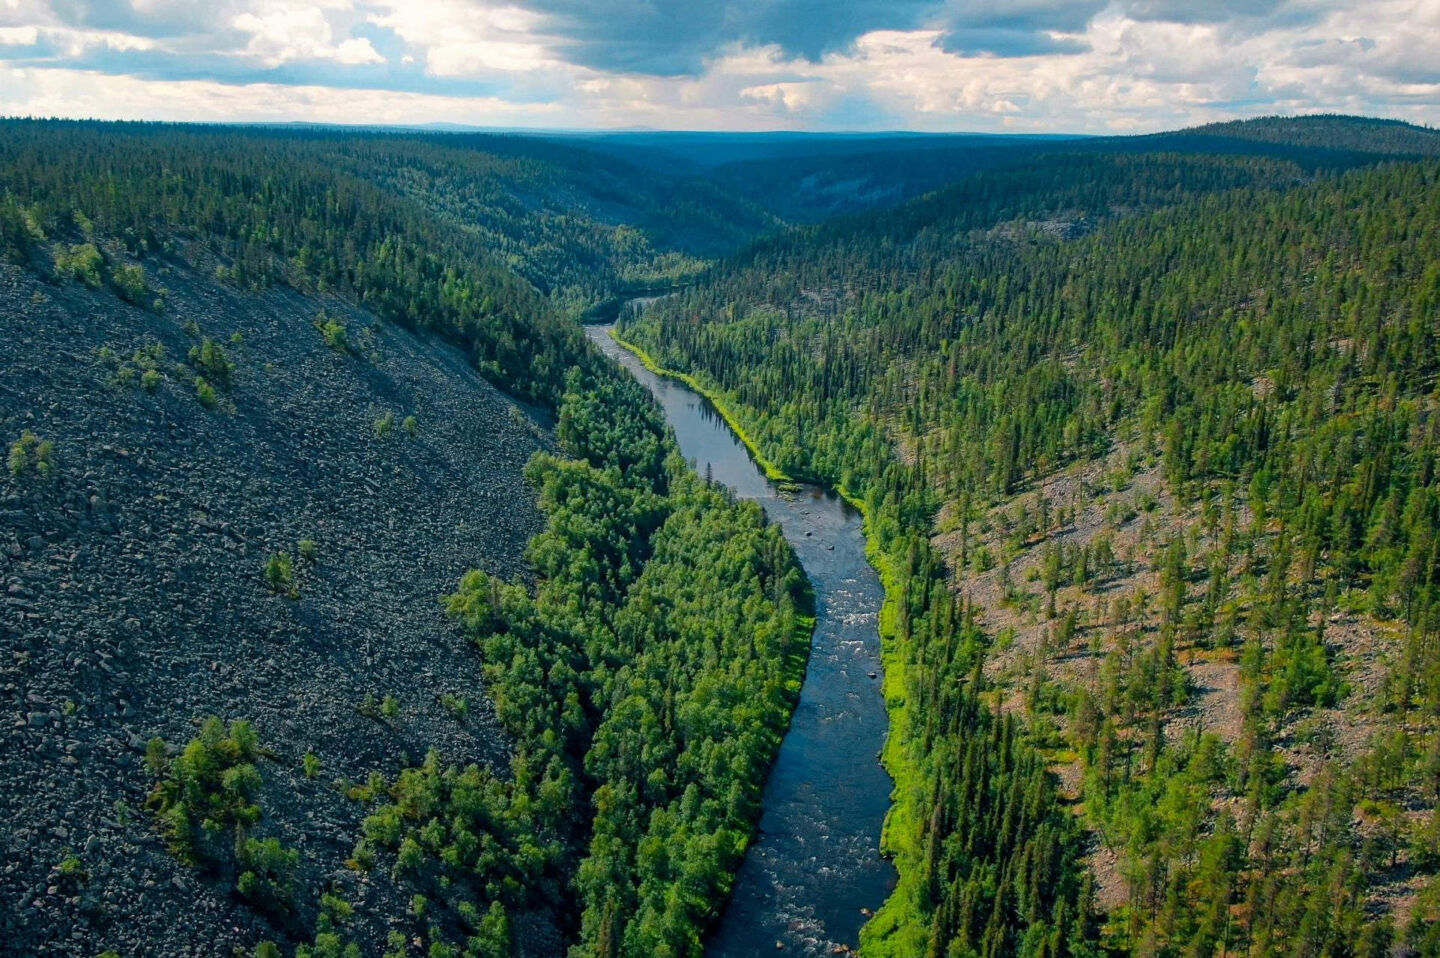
[607,331,793,483]
[604,327,927,956]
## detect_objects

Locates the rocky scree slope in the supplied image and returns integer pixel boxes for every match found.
[0,247,554,956]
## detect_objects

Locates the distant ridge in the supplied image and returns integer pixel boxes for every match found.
[1178,113,1440,156]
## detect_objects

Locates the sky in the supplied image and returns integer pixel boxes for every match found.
[1,1,1438,133]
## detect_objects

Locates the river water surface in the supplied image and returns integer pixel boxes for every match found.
[586,325,896,957]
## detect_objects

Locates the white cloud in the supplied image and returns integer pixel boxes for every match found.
[0,26,37,45]
[678,1,1440,132]
[0,66,561,124]
[232,2,384,66]
[368,1,562,76]
[0,0,1439,130]
[740,81,826,113]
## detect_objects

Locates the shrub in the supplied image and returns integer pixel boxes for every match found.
[146,717,264,861]
[145,736,169,775]
[298,539,318,563]
[140,368,162,392]
[380,695,400,720]
[55,854,88,889]
[473,901,511,958]
[402,415,419,438]
[195,377,218,409]
[8,431,54,478]
[110,262,148,304]
[188,338,234,389]
[319,317,349,352]
[263,552,295,597]
[319,892,353,923]
[30,436,52,476]
[236,835,299,915]
[102,342,170,393]
[54,242,103,286]
[8,438,28,477]
[302,751,322,779]
[373,410,394,439]
[438,693,468,719]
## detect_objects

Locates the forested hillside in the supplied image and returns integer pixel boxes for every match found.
[0,121,776,321]
[1176,115,1440,157]
[0,120,807,957]
[621,119,1440,956]
[552,132,1072,223]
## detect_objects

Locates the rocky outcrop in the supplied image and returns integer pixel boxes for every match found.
[0,249,553,956]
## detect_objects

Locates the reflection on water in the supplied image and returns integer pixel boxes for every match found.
[586,325,896,957]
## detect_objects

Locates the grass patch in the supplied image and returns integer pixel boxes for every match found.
[851,510,930,958]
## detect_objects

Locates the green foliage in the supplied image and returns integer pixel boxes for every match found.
[195,376,218,409]
[109,261,149,304]
[373,410,394,439]
[402,415,419,438]
[101,341,169,392]
[472,900,511,958]
[8,430,54,478]
[302,751,321,779]
[145,736,168,775]
[147,719,313,931]
[54,853,88,891]
[316,312,349,352]
[262,552,295,597]
[54,241,103,286]
[344,369,809,956]
[187,337,234,389]
[1183,114,1440,156]
[146,717,263,861]
[298,539,318,563]
[235,835,300,916]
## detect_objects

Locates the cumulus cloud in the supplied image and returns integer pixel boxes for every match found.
[233,2,383,66]
[0,26,40,46]
[0,0,1437,131]
[368,1,561,76]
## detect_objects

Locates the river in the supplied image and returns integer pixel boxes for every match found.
[585,324,896,957]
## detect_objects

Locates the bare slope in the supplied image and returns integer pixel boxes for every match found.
[0,247,553,957]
